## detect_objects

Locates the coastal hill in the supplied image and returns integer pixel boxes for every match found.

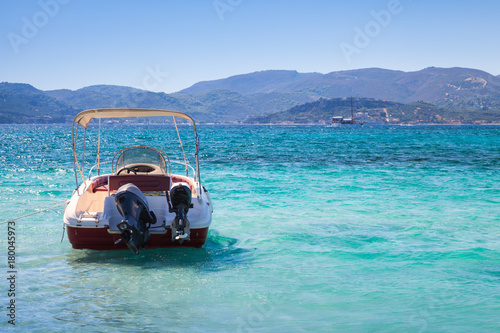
[0,83,77,123]
[45,85,313,122]
[1,67,500,123]
[245,98,500,125]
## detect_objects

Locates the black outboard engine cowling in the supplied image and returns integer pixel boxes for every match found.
[115,183,156,254]
[169,182,192,242]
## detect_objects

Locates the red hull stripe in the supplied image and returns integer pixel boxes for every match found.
[67,225,208,250]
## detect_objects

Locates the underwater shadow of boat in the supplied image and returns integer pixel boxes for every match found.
[66,230,251,271]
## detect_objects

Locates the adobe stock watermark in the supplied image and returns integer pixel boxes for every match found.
[406,277,480,333]
[339,0,404,63]
[227,253,326,332]
[141,65,169,92]
[20,154,47,170]
[7,0,70,54]
[232,301,275,333]
[119,64,169,107]
[213,0,243,21]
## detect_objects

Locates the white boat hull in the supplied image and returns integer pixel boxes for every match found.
[64,174,212,250]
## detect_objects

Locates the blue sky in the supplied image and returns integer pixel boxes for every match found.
[1,0,499,93]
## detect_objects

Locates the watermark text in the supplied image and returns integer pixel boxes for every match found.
[339,0,404,63]
[6,221,16,325]
[7,0,70,54]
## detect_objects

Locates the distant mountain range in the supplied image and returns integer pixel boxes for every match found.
[181,67,500,109]
[1,67,500,124]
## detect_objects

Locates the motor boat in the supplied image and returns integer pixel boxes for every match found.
[63,109,213,254]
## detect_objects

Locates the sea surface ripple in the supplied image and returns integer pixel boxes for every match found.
[0,124,499,332]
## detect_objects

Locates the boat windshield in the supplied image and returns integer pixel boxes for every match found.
[114,146,168,174]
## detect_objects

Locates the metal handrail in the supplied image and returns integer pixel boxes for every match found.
[170,160,196,178]
[87,160,113,179]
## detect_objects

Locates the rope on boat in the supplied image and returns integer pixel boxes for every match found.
[0,199,70,225]
[97,117,101,176]
[173,116,189,177]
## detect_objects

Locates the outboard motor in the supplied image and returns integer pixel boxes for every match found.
[115,183,156,254]
[169,182,192,243]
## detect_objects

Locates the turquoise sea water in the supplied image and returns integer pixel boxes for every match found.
[1,124,499,332]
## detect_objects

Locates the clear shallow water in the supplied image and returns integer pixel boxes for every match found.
[1,124,499,332]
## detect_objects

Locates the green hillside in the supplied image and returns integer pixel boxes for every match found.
[1,66,500,124]
[0,83,77,123]
[47,86,316,122]
[245,98,500,125]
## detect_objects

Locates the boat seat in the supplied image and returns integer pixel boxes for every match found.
[91,176,109,192]
[108,175,171,193]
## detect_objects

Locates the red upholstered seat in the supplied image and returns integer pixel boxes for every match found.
[91,176,109,192]
[108,175,171,192]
